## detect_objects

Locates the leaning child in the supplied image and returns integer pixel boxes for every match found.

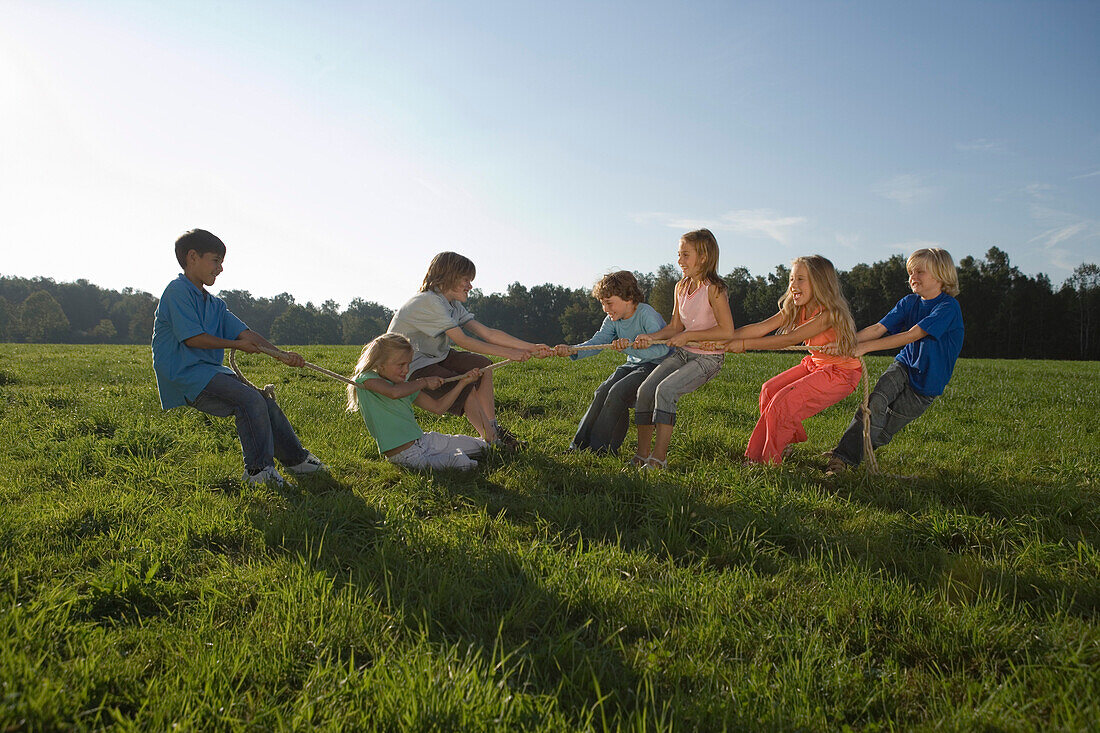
[825,248,964,473]
[719,255,862,465]
[347,333,488,471]
[553,270,670,454]
[632,229,736,469]
[151,229,326,486]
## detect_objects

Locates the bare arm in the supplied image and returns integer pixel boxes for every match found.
[734,312,833,353]
[358,375,443,400]
[666,286,736,347]
[413,370,480,414]
[856,323,889,342]
[448,322,548,360]
[731,312,785,341]
[854,324,927,356]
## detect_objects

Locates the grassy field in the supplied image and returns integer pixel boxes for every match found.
[1,344,1098,730]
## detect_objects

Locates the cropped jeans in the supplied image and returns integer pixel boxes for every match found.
[831,361,935,466]
[634,349,724,426]
[571,361,658,454]
[188,372,308,475]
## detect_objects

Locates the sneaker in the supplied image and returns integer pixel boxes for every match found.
[285,452,327,475]
[824,456,849,476]
[243,466,286,486]
[493,425,526,451]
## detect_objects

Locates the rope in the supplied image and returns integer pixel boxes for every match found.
[568,339,879,473]
[232,339,881,474]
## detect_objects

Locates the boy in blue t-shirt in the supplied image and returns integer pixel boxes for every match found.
[827,248,964,473]
[151,229,326,485]
[553,271,671,455]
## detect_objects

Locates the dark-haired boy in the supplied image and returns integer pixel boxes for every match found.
[552,271,670,455]
[151,229,326,485]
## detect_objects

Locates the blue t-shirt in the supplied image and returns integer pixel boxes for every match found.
[151,274,248,409]
[880,292,964,397]
[571,303,670,365]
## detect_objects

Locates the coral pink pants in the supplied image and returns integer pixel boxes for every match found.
[745,355,861,465]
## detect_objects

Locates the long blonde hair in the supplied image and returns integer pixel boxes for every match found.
[778,255,857,356]
[345,333,414,411]
[676,229,728,296]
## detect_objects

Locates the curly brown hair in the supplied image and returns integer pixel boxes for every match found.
[592,270,645,303]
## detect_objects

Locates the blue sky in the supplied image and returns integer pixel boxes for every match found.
[2,0,1097,311]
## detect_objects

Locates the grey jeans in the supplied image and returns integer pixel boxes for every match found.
[634,349,724,426]
[832,361,935,466]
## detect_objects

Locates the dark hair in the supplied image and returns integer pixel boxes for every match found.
[174,229,226,268]
[592,270,645,303]
[420,252,477,294]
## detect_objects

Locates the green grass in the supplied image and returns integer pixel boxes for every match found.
[2,344,1099,730]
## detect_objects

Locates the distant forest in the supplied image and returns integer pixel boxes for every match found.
[2,247,1098,360]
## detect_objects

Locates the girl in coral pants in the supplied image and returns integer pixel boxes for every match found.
[716,255,862,465]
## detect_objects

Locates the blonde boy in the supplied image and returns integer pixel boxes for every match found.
[827,248,964,472]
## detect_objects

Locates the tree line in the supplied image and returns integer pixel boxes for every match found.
[2,247,1098,360]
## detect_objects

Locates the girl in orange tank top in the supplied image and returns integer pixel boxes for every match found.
[718,255,862,465]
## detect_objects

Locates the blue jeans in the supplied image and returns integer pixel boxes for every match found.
[832,361,935,466]
[188,373,308,474]
[571,362,658,454]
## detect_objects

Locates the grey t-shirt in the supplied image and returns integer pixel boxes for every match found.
[387,290,477,373]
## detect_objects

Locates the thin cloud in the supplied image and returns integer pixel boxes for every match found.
[633,209,807,244]
[955,138,1006,153]
[1070,169,1100,180]
[873,174,935,205]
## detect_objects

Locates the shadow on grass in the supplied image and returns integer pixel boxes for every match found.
[247,466,646,724]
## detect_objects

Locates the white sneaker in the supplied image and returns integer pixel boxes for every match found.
[243,466,286,486]
[285,452,327,475]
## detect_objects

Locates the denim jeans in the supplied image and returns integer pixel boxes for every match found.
[571,362,657,454]
[188,372,308,474]
[832,361,935,466]
[634,349,724,426]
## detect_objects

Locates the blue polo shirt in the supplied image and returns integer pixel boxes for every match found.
[151,274,248,409]
[880,292,964,397]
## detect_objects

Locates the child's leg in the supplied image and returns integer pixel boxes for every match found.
[571,365,630,450]
[188,373,277,474]
[746,362,860,465]
[832,362,934,466]
[411,351,495,439]
[633,353,684,458]
[649,352,724,462]
[389,432,480,471]
[262,393,309,468]
[582,364,652,453]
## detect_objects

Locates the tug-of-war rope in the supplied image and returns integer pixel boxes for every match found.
[231,340,879,474]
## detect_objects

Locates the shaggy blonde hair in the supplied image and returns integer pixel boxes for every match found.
[907,248,959,297]
[420,252,477,295]
[345,333,414,411]
[778,255,857,356]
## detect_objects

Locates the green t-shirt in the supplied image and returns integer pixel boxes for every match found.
[355,372,424,453]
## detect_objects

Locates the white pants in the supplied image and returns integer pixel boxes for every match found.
[386,431,489,471]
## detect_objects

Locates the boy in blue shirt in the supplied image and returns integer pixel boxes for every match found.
[553,271,670,455]
[826,248,964,473]
[151,229,326,485]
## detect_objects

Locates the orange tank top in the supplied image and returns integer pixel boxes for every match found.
[800,309,861,370]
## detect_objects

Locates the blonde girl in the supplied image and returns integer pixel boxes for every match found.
[722,255,861,465]
[387,252,551,450]
[346,333,487,471]
[631,229,736,469]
